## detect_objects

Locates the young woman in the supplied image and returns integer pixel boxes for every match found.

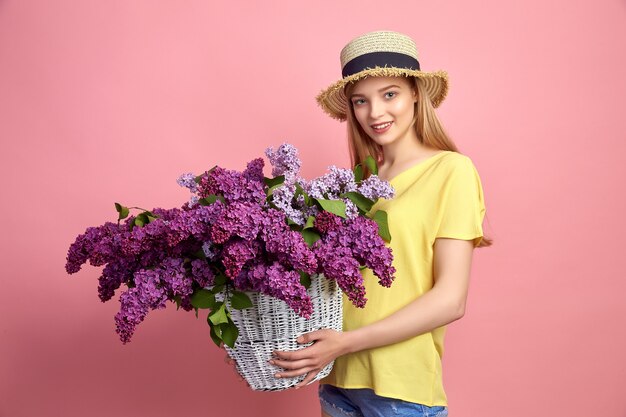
[268,30,492,417]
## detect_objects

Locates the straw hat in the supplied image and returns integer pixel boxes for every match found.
[316,30,449,121]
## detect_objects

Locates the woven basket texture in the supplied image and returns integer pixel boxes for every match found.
[224,273,343,391]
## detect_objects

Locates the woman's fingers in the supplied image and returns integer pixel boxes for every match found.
[274,365,316,379]
[294,370,321,389]
[270,357,313,370]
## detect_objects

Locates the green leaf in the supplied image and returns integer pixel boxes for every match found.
[353,164,363,182]
[134,217,144,227]
[299,271,311,289]
[371,210,391,242]
[364,155,378,175]
[208,304,229,326]
[265,197,280,211]
[190,289,216,309]
[301,229,321,247]
[314,198,347,218]
[343,192,375,213]
[213,273,227,286]
[194,307,199,318]
[199,195,223,206]
[220,319,239,348]
[115,203,130,220]
[266,183,284,197]
[208,321,222,346]
[303,215,316,230]
[264,175,285,188]
[174,295,182,310]
[210,284,224,294]
[230,291,253,310]
[192,249,206,260]
[295,183,311,205]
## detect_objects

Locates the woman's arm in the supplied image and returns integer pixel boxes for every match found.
[270,237,476,388]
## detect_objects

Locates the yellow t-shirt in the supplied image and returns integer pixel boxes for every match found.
[320,150,486,406]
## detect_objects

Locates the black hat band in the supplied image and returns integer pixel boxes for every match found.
[341,52,421,78]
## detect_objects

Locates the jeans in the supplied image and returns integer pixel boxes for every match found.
[319,384,448,417]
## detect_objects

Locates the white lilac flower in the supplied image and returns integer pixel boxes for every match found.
[303,177,328,199]
[312,166,358,199]
[357,174,395,200]
[265,143,302,183]
[202,241,218,261]
[177,173,198,192]
[344,199,359,219]
[271,183,306,226]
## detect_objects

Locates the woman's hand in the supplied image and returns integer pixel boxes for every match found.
[270,329,350,389]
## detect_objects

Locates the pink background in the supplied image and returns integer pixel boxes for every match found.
[1,1,625,416]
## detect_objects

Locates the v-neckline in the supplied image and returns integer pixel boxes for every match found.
[380,151,451,184]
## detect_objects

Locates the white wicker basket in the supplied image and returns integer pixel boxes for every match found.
[223,273,343,391]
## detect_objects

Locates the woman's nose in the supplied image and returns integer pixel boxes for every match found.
[369,99,385,119]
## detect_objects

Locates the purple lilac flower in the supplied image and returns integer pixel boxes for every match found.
[271,183,307,226]
[317,215,395,289]
[191,259,215,287]
[265,143,301,182]
[98,258,137,302]
[198,166,265,205]
[344,216,396,287]
[67,144,397,345]
[259,208,317,274]
[65,222,130,273]
[177,173,198,193]
[159,204,222,246]
[160,258,194,297]
[115,268,168,344]
[357,174,395,200]
[66,228,96,273]
[243,158,265,183]
[245,261,313,318]
[312,243,367,308]
[188,195,199,207]
[114,257,197,343]
[301,166,355,200]
[310,211,396,307]
[221,239,262,279]
[201,241,219,261]
[301,177,326,200]
[343,199,359,219]
[209,201,264,244]
[314,211,343,234]
[327,165,358,193]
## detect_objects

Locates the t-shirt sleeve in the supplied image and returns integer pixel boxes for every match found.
[435,156,486,247]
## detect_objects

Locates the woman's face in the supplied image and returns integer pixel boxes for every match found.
[349,76,418,146]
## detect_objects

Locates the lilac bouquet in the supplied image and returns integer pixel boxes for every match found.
[65,143,396,348]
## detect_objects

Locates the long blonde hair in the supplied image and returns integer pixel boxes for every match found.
[344,76,493,248]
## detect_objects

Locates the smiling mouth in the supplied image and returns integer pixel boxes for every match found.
[371,121,393,131]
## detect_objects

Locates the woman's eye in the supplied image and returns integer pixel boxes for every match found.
[385,91,397,99]
[353,99,365,105]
